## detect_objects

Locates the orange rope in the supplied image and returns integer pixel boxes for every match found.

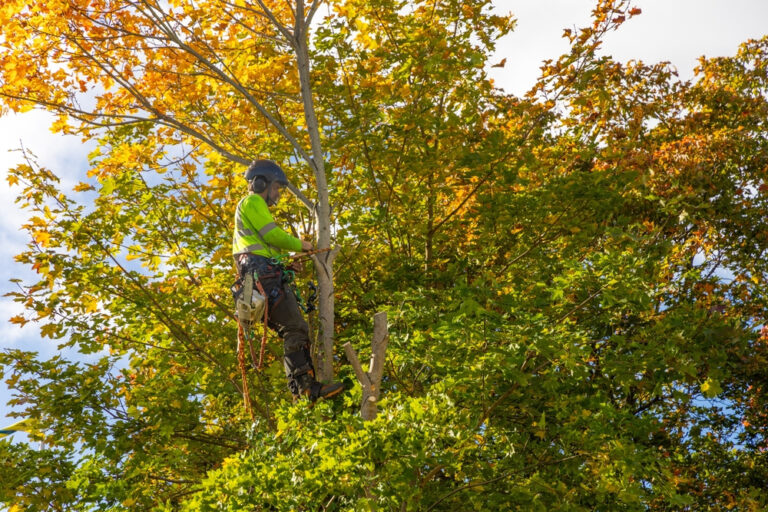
[235,264,293,417]
[236,323,254,421]
[255,279,269,370]
[288,247,333,263]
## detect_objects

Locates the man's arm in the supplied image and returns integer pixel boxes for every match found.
[243,194,304,252]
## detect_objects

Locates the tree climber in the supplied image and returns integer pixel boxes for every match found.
[232,159,345,402]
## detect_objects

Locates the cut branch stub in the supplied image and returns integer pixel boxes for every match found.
[343,311,389,421]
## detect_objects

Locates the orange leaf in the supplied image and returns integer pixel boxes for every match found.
[74,182,94,192]
[9,315,28,326]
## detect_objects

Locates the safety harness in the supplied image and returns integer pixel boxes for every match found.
[231,249,329,418]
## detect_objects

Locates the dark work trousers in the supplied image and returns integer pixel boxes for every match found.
[236,254,313,395]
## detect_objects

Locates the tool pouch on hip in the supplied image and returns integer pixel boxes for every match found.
[234,272,265,327]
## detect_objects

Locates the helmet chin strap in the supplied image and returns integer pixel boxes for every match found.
[266,184,278,206]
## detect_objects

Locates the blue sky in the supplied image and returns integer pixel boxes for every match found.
[2,0,767,436]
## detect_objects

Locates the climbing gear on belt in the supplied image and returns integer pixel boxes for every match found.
[304,282,317,314]
[260,249,327,315]
[250,254,318,315]
[235,271,265,328]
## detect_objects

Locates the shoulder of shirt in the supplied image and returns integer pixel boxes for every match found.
[241,193,267,209]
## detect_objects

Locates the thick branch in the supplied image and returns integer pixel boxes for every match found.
[343,312,388,421]
[131,0,315,168]
[343,342,371,389]
[253,0,295,43]
[368,311,388,390]
[305,0,323,27]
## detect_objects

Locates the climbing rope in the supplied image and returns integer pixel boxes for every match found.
[236,323,254,421]
[288,247,333,263]
[267,247,333,268]
[254,278,269,370]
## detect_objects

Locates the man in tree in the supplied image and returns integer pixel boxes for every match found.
[233,159,345,402]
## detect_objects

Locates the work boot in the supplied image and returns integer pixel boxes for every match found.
[296,373,345,403]
[306,380,345,402]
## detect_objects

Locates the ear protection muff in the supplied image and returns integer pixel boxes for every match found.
[249,176,268,193]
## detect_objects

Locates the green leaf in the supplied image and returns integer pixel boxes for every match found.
[701,377,723,398]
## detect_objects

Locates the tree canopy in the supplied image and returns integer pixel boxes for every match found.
[1,0,767,510]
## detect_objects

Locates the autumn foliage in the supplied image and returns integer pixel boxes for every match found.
[1,0,767,510]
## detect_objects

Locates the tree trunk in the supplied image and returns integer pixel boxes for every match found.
[294,11,335,381]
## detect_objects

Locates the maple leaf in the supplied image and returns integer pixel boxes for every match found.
[9,315,28,326]
[33,230,51,247]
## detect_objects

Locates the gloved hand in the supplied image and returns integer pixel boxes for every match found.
[287,260,304,273]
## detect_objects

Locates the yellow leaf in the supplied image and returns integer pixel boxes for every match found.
[701,377,722,398]
[33,230,51,247]
[9,315,28,326]
[73,182,94,192]
[354,18,369,32]
[40,323,58,338]
[29,216,46,227]
[84,298,99,313]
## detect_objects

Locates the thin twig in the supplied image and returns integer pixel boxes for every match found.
[424,455,581,512]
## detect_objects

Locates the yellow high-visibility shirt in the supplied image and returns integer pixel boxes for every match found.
[232,193,302,258]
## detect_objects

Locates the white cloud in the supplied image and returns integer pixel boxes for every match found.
[0,110,95,245]
[490,0,768,96]
[0,293,36,345]
[604,0,768,72]
[0,110,96,427]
